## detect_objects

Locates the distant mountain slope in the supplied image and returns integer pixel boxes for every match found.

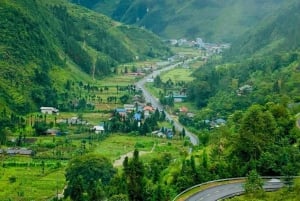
[0,0,170,114]
[71,0,292,42]
[230,1,300,56]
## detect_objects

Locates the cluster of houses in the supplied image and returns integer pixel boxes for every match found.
[179,106,226,129]
[126,65,156,77]
[204,118,226,128]
[151,128,174,139]
[167,37,231,59]
[57,116,88,125]
[115,104,155,120]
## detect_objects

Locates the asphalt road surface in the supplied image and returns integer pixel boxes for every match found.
[186,179,283,201]
[135,62,199,145]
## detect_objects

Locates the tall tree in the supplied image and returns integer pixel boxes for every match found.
[65,154,116,200]
[124,149,146,201]
[235,105,277,163]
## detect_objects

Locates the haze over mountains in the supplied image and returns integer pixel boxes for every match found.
[71,0,297,42]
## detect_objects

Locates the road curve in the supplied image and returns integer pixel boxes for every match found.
[185,179,283,201]
[135,62,199,145]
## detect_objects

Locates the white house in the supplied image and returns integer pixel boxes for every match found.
[40,107,59,115]
[93,125,105,134]
[146,78,154,83]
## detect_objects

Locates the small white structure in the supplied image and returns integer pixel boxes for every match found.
[40,107,59,115]
[146,78,154,83]
[93,125,105,134]
[124,104,135,111]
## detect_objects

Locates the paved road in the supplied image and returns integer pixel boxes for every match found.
[135,62,199,145]
[186,179,283,201]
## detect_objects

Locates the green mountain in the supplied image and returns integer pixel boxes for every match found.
[230,0,300,56]
[71,0,292,42]
[186,1,300,116]
[0,0,170,114]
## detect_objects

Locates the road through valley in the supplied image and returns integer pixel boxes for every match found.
[135,62,199,145]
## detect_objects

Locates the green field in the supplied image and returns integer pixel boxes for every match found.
[0,132,187,200]
[160,67,194,83]
[0,158,66,201]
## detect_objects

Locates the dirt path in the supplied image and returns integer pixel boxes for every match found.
[113,144,156,167]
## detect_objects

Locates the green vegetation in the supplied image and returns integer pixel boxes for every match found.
[73,0,296,41]
[0,0,171,115]
[0,159,66,201]
[228,178,300,201]
[1,0,300,200]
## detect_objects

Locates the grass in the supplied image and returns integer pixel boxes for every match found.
[92,134,186,162]
[0,159,66,201]
[0,133,186,200]
[160,67,194,82]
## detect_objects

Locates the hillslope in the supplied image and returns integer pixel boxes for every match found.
[0,0,170,114]
[229,0,300,57]
[186,0,300,117]
[70,0,294,42]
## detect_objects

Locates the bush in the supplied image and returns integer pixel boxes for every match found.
[134,142,145,148]
[8,176,16,183]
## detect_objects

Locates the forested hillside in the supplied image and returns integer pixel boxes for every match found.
[0,0,170,114]
[71,0,294,42]
[181,1,300,117]
[230,0,300,56]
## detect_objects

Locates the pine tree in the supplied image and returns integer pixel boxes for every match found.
[125,149,145,201]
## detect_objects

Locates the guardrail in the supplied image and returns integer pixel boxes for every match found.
[172,176,299,201]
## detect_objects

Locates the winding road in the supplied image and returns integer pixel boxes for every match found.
[135,62,199,145]
[184,178,283,201]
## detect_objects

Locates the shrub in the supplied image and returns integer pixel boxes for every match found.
[8,176,16,183]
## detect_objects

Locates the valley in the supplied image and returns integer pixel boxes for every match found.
[1,0,300,201]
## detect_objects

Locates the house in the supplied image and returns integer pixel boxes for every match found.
[143,105,154,112]
[6,148,33,156]
[179,106,188,113]
[151,130,166,138]
[18,148,33,155]
[143,105,154,118]
[40,107,59,115]
[134,113,142,121]
[166,129,173,139]
[93,125,105,134]
[124,104,135,112]
[173,95,187,102]
[116,108,126,116]
[187,113,195,118]
[45,129,60,135]
[216,118,226,125]
[237,84,253,96]
[68,117,87,125]
[146,78,154,83]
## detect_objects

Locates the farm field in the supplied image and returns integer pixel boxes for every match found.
[0,132,187,200]
[160,67,194,83]
[0,158,66,201]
